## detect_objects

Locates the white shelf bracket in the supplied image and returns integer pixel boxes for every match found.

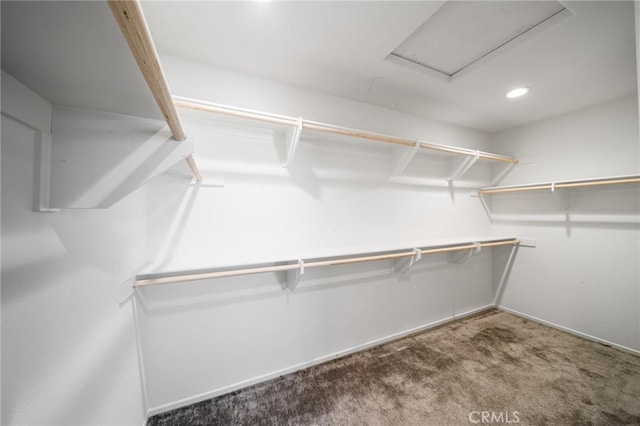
[119,276,135,305]
[35,131,60,212]
[286,259,304,291]
[490,161,517,187]
[478,194,493,222]
[448,242,481,264]
[281,117,303,168]
[494,244,520,306]
[393,248,422,274]
[447,150,480,182]
[390,139,420,176]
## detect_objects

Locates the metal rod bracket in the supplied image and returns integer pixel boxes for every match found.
[393,247,422,274]
[286,259,305,291]
[448,242,481,264]
[282,117,304,167]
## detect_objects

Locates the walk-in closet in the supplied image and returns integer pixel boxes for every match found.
[2,1,639,425]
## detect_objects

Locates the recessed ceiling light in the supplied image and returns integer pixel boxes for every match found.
[506,87,530,99]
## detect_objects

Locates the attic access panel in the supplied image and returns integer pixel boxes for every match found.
[388,1,569,80]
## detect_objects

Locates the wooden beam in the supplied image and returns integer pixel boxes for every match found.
[108,0,185,141]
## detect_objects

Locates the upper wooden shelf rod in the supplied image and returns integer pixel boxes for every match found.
[133,238,520,287]
[477,174,640,196]
[108,0,201,181]
[173,97,518,165]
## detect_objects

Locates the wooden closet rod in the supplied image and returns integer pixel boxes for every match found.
[173,98,518,164]
[133,239,520,287]
[108,1,202,181]
[478,175,640,195]
[109,1,185,141]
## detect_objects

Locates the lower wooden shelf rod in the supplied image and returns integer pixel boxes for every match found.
[133,239,520,288]
[478,174,640,196]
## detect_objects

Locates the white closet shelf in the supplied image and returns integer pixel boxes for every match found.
[133,237,522,288]
[477,174,640,196]
[173,97,519,170]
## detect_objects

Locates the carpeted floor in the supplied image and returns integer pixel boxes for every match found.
[148,310,640,425]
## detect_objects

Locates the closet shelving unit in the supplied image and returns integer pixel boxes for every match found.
[133,237,522,290]
[476,174,640,222]
[174,97,519,185]
[109,1,529,294]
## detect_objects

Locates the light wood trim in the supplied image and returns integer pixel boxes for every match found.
[480,240,521,248]
[185,154,202,182]
[556,177,640,189]
[108,0,186,141]
[420,144,518,164]
[133,239,520,287]
[174,99,519,164]
[478,184,553,195]
[304,251,416,268]
[478,176,640,195]
[135,263,300,287]
[301,122,416,148]
[474,152,519,164]
[174,99,298,127]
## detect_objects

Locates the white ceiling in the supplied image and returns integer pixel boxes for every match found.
[2,1,637,134]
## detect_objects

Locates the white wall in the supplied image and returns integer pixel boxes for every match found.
[490,94,640,352]
[138,56,507,413]
[1,72,146,425]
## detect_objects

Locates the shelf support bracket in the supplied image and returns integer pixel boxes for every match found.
[119,276,135,305]
[281,117,303,168]
[489,161,517,187]
[286,259,305,291]
[478,194,493,222]
[393,248,422,274]
[390,140,420,176]
[494,244,520,306]
[448,242,481,264]
[185,154,203,182]
[448,150,480,182]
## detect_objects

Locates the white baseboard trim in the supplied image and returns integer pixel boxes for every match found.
[146,303,495,417]
[497,306,640,357]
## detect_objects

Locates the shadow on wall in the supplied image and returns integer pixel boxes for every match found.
[135,247,511,319]
[492,245,520,307]
[480,185,640,236]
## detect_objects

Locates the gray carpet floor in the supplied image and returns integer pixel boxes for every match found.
[148,309,640,425]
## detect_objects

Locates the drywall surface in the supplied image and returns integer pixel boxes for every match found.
[490,94,640,351]
[139,56,501,411]
[637,1,640,121]
[1,72,146,425]
[50,106,193,208]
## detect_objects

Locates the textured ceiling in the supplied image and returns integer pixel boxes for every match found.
[2,1,637,134]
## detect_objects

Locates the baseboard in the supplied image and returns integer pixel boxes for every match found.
[146,303,495,417]
[497,306,640,357]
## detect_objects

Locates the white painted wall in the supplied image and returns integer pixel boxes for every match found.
[490,94,640,352]
[1,72,146,425]
[137,56,506,412]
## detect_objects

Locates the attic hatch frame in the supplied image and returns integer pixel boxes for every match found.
[386,2,572,82]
